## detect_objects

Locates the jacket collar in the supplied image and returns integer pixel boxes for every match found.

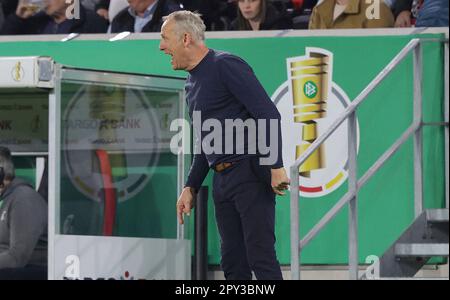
[329,0,361,14]
[320,0,361,26]
[0,177,31,199]
[34,4,88,32]
[344,0,361,14]
[128,0,158,18]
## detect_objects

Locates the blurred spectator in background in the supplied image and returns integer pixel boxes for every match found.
[231,0,292,30]
[0,4,4,29]
[392,0,413,27]
[110,0,181,33]
[81,0,98,10]
[391,0,449,28]
[290,0,318,29]
[0,0,17,29]
[177,0,230,31]
[95,0,129,23]
[415,0,448,27]
[383,0,394,8]
[0,0,18,17]
[95,0,109,19]
[0,147,47,280]
[101,0,233,31]
[1,0,102,18]
[0,0,108,34]
[309,0,394,29]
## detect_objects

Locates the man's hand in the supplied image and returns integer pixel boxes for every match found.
[176,187,195,225]
[16,0,39,19]
[395,11,412,28]
[271,167,290,196]
[96,8,109,20]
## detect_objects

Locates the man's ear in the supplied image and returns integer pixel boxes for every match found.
[183,33,192,47]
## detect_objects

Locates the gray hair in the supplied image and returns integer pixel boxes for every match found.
[0,146,15,180]
[163,11,206,42]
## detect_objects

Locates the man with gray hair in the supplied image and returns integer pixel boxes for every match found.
[0,146,47,279]
[160,11,289,280]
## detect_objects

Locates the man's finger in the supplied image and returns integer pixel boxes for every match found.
[183,204,191,216]
[177,211,184,225]
[276,184,289,190]
[276,188,286,195]
[272,186,285,196]
[177,205,184,225]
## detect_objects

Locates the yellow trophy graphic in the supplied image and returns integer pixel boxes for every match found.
[89,85,128,180]
[288,49,332,177]
[12,61,23,82]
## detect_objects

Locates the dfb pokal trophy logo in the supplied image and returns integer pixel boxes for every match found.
[271,48,360,197]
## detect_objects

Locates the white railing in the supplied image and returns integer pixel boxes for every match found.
[290,37,449,280]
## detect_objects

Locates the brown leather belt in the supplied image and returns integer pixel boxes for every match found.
[213,161,236,173]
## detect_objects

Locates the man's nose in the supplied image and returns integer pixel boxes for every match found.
[159,41,165,51]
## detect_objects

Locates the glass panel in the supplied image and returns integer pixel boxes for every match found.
[59,81,180,239]
[0,88,48,153]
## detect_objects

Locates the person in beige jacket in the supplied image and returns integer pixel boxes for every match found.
[309,0,394,29]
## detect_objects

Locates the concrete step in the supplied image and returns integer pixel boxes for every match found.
[395,243,449,257]
[426,209,449,223]
[379,210,449,278]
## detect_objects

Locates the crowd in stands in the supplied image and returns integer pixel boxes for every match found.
[0,0,448,36]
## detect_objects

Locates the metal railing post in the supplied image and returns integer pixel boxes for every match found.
[413,43,424,218]
[348,111,358,280]
[290,166,300,280]
[444,41,449,210]
[194,186,209,280]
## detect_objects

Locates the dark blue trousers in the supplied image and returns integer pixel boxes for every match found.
[212,156,283,280]
[0,265,47,280]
